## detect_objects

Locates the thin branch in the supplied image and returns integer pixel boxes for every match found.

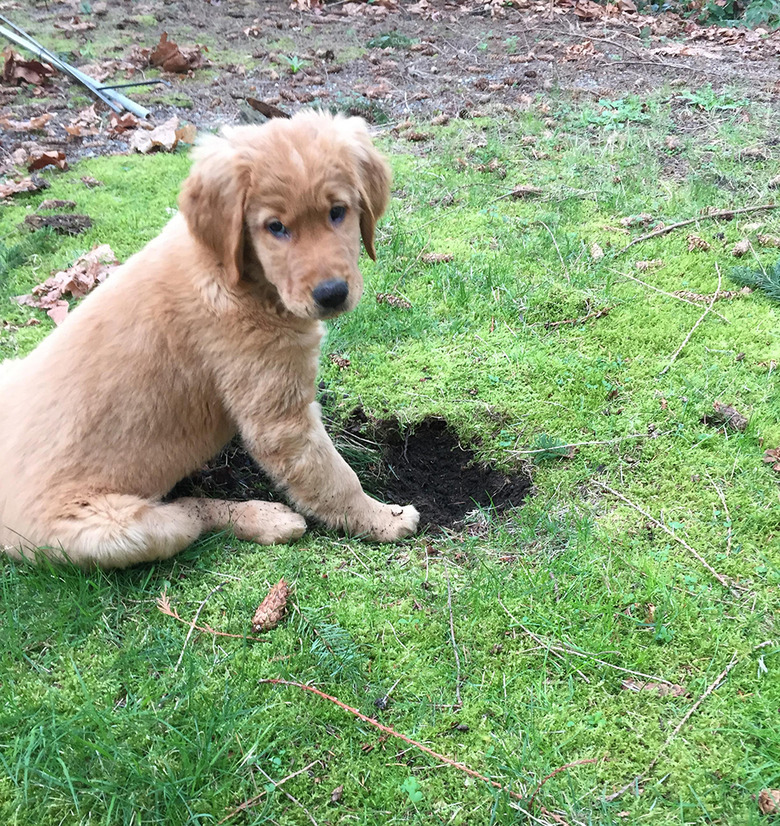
[254,764,320,826]
[156,590,268,644]
[615,204,780,256]
[498,597,678,686]
[605,652,740,801]
[706,473,733,556]
[545,307,611,329]
[258,678,559,826]
[609,269,730,323]
[659,263,722,376]
[444,561,463,708]
[593,481,742,594]
[537,220,569,281]
[510,432,662,457]
[174,581,227,671]
[497,597,591,683]
[217,760,321,824]
[528,758,601,811]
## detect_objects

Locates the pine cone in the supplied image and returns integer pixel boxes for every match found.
[251,580,289,632]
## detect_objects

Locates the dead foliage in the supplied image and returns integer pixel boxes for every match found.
[0,113,53,132]
[621,678,689,698]
[149,32,208,73]
[763,447,780,472]
[14,244,118,325]
[23,214,92,235]
[27,149,67,172]
[0,175,49,199]
[422,252,454,264]
[2,48,55,86]
[759,789,780,815]
[129,116,196,154]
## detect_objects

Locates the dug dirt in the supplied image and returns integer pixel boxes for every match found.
[172,416,530,532]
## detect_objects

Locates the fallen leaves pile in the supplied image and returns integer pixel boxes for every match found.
[14,244,119,325]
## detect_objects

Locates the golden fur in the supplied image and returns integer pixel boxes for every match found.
[0,111,419,568]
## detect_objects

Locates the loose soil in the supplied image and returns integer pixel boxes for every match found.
[172,415,530,531]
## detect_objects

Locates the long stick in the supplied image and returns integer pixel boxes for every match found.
[616,204,780,256]
[604,652,739,801]
[658,264,722,376]
[593,481,741,593]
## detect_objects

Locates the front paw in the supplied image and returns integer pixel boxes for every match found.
[368,504,420,542]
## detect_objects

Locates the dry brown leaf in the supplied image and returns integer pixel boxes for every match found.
[14,244,119,324]
[2,48,55,86]
[732,238,750,257]
[757,233,780,248]
[590,242,605,261]
[246,98,291,119]
[27,150,67,172]
[328,353,351,369]
[175,123,198,145]
[759,789,780,815]
[129,116,181,154]
[38,199,76,211]
[573,0,604,19]
[0,113,53,132]
[330,785,344,804]
[406,131,432,142]
[23,214,92,235]
[0,176,49,198]
[621,679,689,697]
[251,580,289,632]
[149,32,206,73]
[664,135,682,151]
[107,112,141,136]
[64,104,102,137]
[54,16,96,32]
[763,447,780,472]
[81,176,104,188]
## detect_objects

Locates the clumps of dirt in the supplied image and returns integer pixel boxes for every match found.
[171,415,530,531]
[370,417,530,529]
[22,214,92,235]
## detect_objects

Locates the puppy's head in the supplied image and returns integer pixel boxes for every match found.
[179,111,391,320]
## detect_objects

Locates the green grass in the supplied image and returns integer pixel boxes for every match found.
[1,86,780,825]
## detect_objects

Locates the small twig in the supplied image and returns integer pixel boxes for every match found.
[659,264,722,376]
[605,652,740,801]
[528,758,601,811]
[610,269,729,323]
[510,432,664,457]
[444,561,463,708]
[259,678,560,825]
[156,590,268,644]
[545,307,611,329]
[615,204,780,256]
[217,760,321,824]
[593,481,742,594]
[497,597,591,683]
[174,581,228,671]
[499,597,679,686]
[706,472,733,555]
[537,220,569,281]
[254,764,320,826]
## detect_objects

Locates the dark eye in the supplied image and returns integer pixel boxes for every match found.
[267,220,289,239]
[329,205,346,225]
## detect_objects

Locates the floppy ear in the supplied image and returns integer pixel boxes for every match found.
[178,133,250,286]
[343,118,391,261]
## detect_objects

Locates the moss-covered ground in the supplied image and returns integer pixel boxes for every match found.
[1,86,779,825]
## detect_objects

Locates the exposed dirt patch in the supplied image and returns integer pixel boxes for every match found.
[171,415,530,531]
[370,417,530,529]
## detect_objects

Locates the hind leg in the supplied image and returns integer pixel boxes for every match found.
[32,495,306,569]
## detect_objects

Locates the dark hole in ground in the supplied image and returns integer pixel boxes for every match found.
[170,415,530,531]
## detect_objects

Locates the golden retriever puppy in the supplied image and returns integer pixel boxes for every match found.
[0,111,419,568]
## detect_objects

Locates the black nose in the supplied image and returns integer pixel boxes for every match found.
[312,279,349,310]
